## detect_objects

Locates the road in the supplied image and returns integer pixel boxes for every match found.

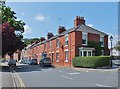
[0,62,119,88]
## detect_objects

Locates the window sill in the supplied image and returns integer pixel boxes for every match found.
[64,60,68,62]
[82,44,87,46]
[65,45,68,47]
[56,60,59,62]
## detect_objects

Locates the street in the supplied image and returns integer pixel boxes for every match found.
[1,63,119,88]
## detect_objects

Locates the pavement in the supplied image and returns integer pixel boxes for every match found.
[0,62,119,88]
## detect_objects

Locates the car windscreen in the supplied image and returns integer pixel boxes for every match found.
[45,58,51,61]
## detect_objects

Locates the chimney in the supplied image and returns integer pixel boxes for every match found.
[74,16,85,27]
[58,26,66,34]
[40,37,45,42]
[47,32,54,39]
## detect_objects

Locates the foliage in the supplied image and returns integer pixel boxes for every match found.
[23,38,39,46]
[72,56,111,68]
[0,2,25,57]
[88,41,102,56]
[114,41,120,51]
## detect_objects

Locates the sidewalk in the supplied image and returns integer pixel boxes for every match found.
[55,65,119,72]
[73,67,119,72]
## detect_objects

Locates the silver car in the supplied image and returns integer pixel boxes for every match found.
[8,59,16,66]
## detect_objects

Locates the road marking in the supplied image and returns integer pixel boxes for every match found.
[85,71,89,72]
[11,72,17,89]
[59,70,62,72]
[68,72,80,75]
[59,75,73,80]
[10,67,26,89]
[96,84,112,87]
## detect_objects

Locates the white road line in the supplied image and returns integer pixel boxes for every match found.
[59,75,73,80]
[59,70,62,72]
[96,84,112,87]
[68,72,80,75]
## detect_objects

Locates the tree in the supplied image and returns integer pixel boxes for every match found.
[88,41,102,56]
[0,2,25,57]
[114,41,120,51]
[23,38,39,46]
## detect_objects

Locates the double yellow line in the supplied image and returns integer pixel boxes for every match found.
[10,67,26,89]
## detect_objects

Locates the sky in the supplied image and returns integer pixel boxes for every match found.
[6,2,118,48]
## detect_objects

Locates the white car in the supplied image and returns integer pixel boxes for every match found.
[8,59,16,66]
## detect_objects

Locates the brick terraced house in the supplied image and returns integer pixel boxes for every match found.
[21,16,109,67]
[6,16,109,66]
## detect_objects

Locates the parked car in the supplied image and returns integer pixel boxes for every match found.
[39,57,51,67]
[0,59,5,63]
[29,59,38,65]
[19,59,28,64]
[8,59,16,66]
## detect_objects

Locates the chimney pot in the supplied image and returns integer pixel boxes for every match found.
[47,32,54,39]
[40,37,45,42]
[58,26,66,34]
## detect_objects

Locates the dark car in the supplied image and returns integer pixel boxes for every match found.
[29,59,38,65]
[39,57,51,67]
[8,59,16,66]
[19,59,28,64]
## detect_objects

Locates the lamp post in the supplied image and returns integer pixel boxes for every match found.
[110,36,113,67]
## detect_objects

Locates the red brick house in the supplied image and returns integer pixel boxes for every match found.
[24,16,109,67]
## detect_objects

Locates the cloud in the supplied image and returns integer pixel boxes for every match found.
[87,24,93,27]
[35,14,47,22]
[23,25,32,35]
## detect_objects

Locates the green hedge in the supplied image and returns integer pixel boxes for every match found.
[72,56,111,68]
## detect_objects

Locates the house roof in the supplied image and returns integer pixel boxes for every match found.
[29,24,108,48]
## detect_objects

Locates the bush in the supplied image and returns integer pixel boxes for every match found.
[72,56,111,68]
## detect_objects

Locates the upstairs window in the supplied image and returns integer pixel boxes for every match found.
[100,36,104,47]
[82,33,87,45]
[65,34,68,46]
[56,38,59,48]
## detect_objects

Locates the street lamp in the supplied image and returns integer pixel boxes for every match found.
[110,36,113,67]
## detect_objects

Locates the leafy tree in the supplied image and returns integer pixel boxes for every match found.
[0,2,25,57]
[114,41,120,51]
[23,38,39,46]
[88,41,102,56]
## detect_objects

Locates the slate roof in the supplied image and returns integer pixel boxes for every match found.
[28,24,108,49]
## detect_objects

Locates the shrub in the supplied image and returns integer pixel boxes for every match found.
[72,56,111,68]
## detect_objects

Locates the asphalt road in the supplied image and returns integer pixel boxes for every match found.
[1,63,119,88]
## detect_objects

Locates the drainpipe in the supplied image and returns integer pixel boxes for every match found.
[70,32,71,67]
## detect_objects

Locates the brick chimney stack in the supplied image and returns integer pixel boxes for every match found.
[58,26,66,34]
[40,37,46,42]
[74,16,85,27]
[47,32,54,39]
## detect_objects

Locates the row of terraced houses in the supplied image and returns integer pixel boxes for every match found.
[5,16,110,67]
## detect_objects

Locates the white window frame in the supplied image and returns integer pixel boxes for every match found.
[100,36,104,47]
[79,50,92,57]
[65,50,68,62]
[56,52,59,62]
[82,32,88,45]
[65,34,68,46]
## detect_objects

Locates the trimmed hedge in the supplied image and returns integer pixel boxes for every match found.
[72,56,111,68]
